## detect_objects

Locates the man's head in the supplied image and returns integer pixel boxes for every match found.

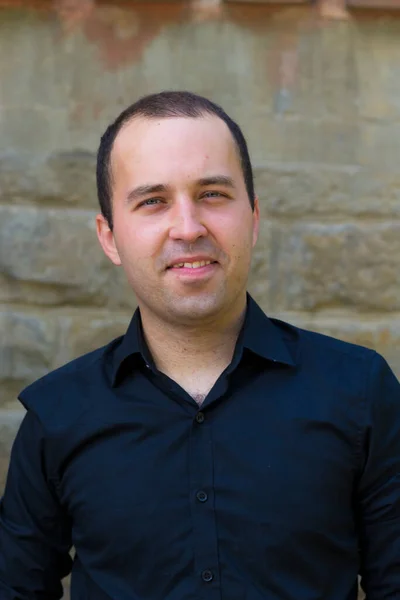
[97,91,255,230]
[96,91,259,326]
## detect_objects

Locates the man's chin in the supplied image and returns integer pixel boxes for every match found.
[166,293,224,323]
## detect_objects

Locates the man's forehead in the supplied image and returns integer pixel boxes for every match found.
[112,114,236,161]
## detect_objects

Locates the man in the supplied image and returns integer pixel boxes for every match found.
[0,91,399,599]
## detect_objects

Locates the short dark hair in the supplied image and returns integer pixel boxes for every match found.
[96,91,255,229]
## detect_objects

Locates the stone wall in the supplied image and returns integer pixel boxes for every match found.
[1,2,400,597]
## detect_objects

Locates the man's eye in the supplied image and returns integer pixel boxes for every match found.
[203,191,224,198]
[140,198,162,207]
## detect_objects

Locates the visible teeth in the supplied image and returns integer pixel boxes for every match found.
[172,260,212,269]
[183,261,211,269]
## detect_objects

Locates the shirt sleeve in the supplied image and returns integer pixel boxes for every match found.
[0,410,72,599]
[358,352,400,599]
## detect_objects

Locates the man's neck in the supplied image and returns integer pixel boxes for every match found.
[139,298,247,379]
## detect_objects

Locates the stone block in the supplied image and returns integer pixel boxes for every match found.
[273,16,356,120]
[0,2,399,168]
[248,219,271,306]
[55,312,131,367]
[353,21,400,121]
[255,166,400,218]
[358,123,400,172]
[0,206,134,309]
[0,3,361,164]
[0,152,97,208]
[0,107,72,157]
[0,307,134,405]
[350,1,400,10]
[226,1,308,3]
[246,118,360,168]
[0,410,25,493]
[0,311,58,407]
[269,222,400,312]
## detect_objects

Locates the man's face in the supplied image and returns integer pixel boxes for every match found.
[97,115,259,325]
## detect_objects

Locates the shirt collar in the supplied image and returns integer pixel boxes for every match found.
[111,294,296,387]
[241,295,296,367]
[110,308,145,387]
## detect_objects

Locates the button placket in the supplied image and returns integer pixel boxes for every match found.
[189,409,220,598]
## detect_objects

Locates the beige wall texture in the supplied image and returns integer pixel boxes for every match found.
[0,2,400,596]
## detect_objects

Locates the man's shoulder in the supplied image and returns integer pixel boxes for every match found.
[270,315,376,364]
[18,336,123,423]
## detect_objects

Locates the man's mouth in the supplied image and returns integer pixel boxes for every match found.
[168,260,217,270]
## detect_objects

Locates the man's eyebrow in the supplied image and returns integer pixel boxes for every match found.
[196,175,236,188]
[125,184,169,204]
[125,176,235,205]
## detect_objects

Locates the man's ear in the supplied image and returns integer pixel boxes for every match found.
[96,214,122,266]
[252,195,260,248]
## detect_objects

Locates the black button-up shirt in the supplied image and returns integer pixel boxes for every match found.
[0,296,399,599]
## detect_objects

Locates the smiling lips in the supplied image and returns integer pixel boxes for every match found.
[166,259,219,281]
[170,260,215,269]
[167,254,219,270]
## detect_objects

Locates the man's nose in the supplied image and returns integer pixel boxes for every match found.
[168,201,208,242]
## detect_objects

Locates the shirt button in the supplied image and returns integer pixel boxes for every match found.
[195,412,205,423]
[196,490,208,502]
[201,569,213,582]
